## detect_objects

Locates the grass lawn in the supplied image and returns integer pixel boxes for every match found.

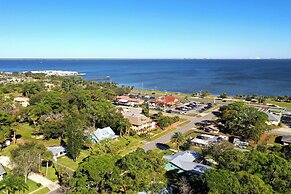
[266,100,291,109]
[0,144,18,156]
[1,178,41,194]
[14,124,60,147]
[40,165,58,182]
[56,149,91,171]
[183,129,198,139]
[0,165,41,194]
[117,136,145,156]
[32,187,50,194]
[21,179,41,194]
[132,89,216,103]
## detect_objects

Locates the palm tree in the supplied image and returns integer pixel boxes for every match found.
[171,132,185,151]
[43,150,54,177]
[0,175,28,194]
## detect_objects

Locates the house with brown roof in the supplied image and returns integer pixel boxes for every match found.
[152,95,180,106]
[116,96,144,106]
[123,111,156,134]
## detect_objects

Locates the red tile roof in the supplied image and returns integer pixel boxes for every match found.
[153,95,180,105]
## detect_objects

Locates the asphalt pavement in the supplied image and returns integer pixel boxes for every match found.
[142,110,217,151]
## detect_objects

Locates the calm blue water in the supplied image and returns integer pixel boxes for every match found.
[0,59,290,96]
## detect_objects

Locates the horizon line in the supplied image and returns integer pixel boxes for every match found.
[0,57,290,60]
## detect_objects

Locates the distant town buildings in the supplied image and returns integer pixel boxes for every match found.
[27,70,83,76]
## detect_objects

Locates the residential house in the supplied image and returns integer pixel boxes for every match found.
[164,151,211,175]
[123,111,156,134]
[45,83,55,90]
[191,134,227,147]
[116,96,144,106]
[266,112,282,125]
[152,95,180,107]
[0,163,7,181]
[47,146,66,161]
[86,127,118,143]
[232,138,249,149]
[14,97,30,107]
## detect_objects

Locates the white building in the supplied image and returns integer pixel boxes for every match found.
[47,146,66,161]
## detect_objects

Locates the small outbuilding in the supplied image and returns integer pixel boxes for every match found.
[0,163,7,181]
[47,146,66,161]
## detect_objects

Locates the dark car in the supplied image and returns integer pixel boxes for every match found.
[156,143,171,150]
[195,122,205,126]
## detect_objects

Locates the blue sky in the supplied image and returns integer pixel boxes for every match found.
[0,0,291,58]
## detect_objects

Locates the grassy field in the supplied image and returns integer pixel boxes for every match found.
[0,163,41,194]
[14,124,60,147]
[132,89,216,103]
[266,100,291,109]
[56,135,147,170]
[0,177,41,194]
[32,187,50,194]
[22,179,41,194]
[40,165,58,182]
[56,149,91,171]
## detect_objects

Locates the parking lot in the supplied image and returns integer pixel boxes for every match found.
[151,101,214,115]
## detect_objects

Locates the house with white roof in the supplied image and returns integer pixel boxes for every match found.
[164,151,211,175]
[87,127,118,143]
[266,112,282,125]
[47,146,66,161]
[191,134,227,147]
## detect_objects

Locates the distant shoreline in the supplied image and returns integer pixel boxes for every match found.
[0,58,291,60]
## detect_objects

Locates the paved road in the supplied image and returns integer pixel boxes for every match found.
[269,127,291,136]
[142,110,217,151]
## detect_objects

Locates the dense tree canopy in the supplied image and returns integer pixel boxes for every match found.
[69,149,167,193]
[219,102,269,141]
[11,142,46,183]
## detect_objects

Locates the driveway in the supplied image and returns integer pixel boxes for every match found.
[0,155,60,192]
[142,110,217,151]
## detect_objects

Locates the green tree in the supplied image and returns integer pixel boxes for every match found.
[69,149,167,193]
[171,132,185,151]
[219,92,227,99]
[206,169,240,194]
[11,142,46,183]
[43,150,54,177]
[70,154,119,193]
[141,103,150,117]
[0,175,29,194]
[66,116,84,161]
[0,112,12,144]
[22,82,44,96]
[201,91,210,98]
[219,102,269,142]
